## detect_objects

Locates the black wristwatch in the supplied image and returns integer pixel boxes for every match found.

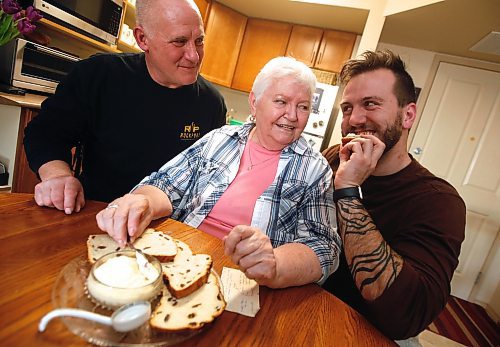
[333,186,363,203]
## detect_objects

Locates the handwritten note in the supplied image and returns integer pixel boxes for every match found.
[221,267,260,317]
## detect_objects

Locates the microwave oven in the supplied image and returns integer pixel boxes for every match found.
[0,38,80,94]
[33,0,124,45]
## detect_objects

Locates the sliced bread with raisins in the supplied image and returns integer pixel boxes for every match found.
[87,228,177,263]
[162,253,213,298]
[150,273,225,332]
[133,228,178,262]
[172,238,193,260]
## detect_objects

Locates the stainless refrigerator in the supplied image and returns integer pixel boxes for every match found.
[301,82,340,152]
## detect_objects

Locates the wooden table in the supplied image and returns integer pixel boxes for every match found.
[0,193,395,346]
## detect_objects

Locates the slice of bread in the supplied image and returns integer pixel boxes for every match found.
[162,254,213,298]
[87,234,124,264]
[133,228,178,263]
[87,228,177,264]
[150,273,226,332]
[341,133,360,145]
[172,238,193,260]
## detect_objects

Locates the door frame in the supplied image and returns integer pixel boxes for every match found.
[408,54,500,146]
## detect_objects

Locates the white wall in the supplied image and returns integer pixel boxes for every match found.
[0,105,21,187]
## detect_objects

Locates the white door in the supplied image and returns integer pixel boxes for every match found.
[410,62,500,300]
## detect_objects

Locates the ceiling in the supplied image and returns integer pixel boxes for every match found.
[215,0,500,64]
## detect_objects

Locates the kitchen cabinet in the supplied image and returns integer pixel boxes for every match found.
[315,29,356,72]
[285,25,323,67]
[231,19,292,92]
[285,25,356,72]
[194,0,211,23]
[200,2,247,87]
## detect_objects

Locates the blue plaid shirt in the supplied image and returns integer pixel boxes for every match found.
[137,123,340,283]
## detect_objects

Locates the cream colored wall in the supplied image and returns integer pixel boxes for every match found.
[376,42,436,88]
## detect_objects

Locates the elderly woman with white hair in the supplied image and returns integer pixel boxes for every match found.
[96,57,340,288]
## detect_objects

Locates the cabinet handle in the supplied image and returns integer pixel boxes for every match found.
[309,49,315,66]
[317,50,323,65]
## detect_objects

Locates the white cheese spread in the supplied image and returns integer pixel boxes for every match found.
[87,252,163,308]
[94,255,156,288]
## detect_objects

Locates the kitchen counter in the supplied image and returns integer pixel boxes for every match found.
[0,92,47,109]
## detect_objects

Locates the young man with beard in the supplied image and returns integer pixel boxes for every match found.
[23,0,226,213]
[322,50,465,342]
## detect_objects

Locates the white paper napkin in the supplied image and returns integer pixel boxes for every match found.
[220,267,260,317]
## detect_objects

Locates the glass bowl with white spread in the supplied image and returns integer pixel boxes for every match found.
[87,250,163,309]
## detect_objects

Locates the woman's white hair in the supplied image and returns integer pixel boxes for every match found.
[251,56,317,102]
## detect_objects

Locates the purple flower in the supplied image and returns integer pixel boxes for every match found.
[1,0,21,14]
[12,9,24,21]
[16,17,36,34]
[26,6,42,22]
[1,0,43,44]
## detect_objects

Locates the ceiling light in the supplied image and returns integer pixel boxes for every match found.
[470,31,500,56]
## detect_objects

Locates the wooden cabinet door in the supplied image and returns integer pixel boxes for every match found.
[231,19,292,92]
[12,108,40,193]
[285,25,323,67]
[194,0,210,23]
[200,2,247,87]
[314,30,356,72]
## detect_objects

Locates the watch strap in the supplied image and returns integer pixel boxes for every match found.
[333,186,362,203]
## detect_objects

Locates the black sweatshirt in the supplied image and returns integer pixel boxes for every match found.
[24,53,226,202]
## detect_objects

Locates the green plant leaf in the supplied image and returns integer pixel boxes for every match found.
[0,11,20,46]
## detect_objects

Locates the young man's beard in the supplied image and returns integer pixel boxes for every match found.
[381,110,403,154]
[342,109,403,153]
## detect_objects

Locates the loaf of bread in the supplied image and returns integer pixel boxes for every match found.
[87,228,177,263]
[150,273,226,332]
[162,254,213,298]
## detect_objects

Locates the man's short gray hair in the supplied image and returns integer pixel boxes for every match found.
[136,0,202,32]
[135,0,151,27]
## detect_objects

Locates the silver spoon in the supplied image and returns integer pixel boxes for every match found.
[38,301,151,333]
[126,235,158,280]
